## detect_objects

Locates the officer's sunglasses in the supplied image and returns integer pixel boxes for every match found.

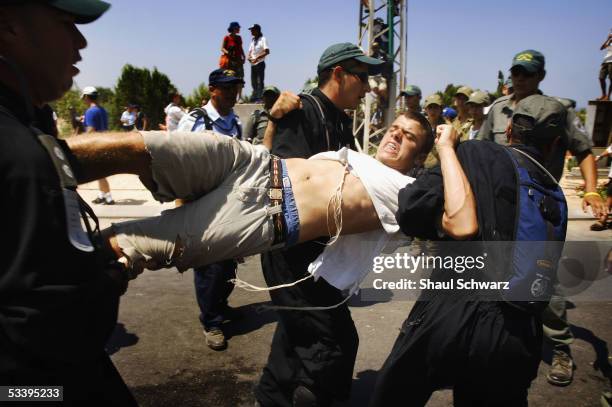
[340,66,369,84]
[510,67,538,79]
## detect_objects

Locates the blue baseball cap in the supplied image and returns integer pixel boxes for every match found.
[209,69,245,86]
[228,21,240,31]
[442,107,457,119]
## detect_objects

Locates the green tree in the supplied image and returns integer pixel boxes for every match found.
[185,82,210,110]
[493,70,505,100]
[143,67,177,129]
[50,88,83,122]
[111,64,177,130]
[436,83,459,107]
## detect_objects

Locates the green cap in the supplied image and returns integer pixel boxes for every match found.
[317,42,384,74]
[400,85,422,97]
[466,90,490,106]
[455,86,473,98]
[423,94,443,107]
[512,95,566,143]
[28,0,111,24]
[511,49,545,73]
[262,86,280,95]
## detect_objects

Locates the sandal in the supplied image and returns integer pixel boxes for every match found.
[590,221,608,231]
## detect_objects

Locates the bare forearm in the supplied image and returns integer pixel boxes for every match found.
[577,152,597,192]
[438,146,478,239]
[262,120,276,150]
[67,131,151,183]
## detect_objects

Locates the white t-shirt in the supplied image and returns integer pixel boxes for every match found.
[248,36,269,66]
[121,110,136,126]
[307,148,414,293]
[164,103,186,132]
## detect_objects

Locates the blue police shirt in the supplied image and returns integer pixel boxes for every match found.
[193,102,241,137]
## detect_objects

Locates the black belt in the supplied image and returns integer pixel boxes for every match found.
[269,156,286,246]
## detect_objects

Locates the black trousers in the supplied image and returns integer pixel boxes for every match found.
[251,62,266,101]
[193,260,237,329]
[370,298,542,407]
[255,251,359,407]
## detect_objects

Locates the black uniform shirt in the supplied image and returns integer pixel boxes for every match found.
[396,140,526,299]
[0,84,120,373]
[271,88,355,158]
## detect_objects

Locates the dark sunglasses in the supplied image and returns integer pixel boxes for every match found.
[341,66,369,84]
[510,67,538,79]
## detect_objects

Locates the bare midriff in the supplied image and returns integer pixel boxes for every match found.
[285,158,382,243]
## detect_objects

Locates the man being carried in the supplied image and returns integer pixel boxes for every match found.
[65,114,476,292]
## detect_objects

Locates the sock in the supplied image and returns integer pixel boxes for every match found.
[104,192,113,203]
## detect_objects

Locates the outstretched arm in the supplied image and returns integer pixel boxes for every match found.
[436,125,478,239]
[67,131,153,185]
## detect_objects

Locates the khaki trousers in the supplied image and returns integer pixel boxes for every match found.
[113,131,279,271]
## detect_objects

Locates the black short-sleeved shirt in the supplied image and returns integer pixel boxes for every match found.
[398,140,520,242]
[264,88,356,282]
[0,85,120,374]
[397,140,528,299]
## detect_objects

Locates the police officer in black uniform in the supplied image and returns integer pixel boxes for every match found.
[254,43,383,407]
[0,1,136,405]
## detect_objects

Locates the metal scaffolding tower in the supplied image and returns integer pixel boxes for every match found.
[353,0,406,154]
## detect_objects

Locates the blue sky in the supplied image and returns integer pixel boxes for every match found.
[75,0,611,109]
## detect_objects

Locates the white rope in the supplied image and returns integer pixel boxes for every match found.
[229,273,314,292]
[256,291,354,313]
[325,163,350,246]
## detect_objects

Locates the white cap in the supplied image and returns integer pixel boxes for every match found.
[81,86,98,97]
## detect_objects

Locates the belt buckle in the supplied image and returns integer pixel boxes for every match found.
[268,188,283,201]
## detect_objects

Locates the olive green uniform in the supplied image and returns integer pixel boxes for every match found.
[478,94,592,180]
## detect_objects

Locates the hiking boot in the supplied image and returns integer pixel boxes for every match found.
[203,327,226,350]
[547,349,574,386]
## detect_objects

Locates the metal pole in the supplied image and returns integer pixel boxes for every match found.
[400,0,406,91]
[385,0,397,127]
